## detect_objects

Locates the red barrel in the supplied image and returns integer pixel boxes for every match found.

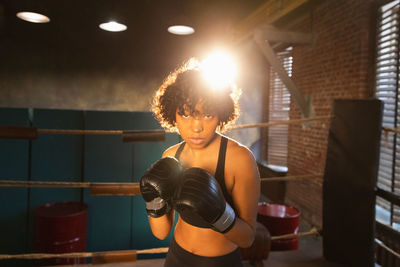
[257,202,300,251]
[34,201,88,265]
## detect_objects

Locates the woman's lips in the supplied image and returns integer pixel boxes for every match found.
[189,137,205,145]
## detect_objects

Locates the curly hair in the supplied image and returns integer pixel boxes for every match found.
[152,58,241,133]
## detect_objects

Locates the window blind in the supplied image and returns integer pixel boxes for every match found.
[267,47,292,166]
[376,0,400,226]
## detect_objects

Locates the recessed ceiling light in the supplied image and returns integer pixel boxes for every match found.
[99,21,127,32]
[16,12,50,23]
[167,25,195,35]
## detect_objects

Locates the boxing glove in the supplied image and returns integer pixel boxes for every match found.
[174,167,236,233]
[140,157,182,218]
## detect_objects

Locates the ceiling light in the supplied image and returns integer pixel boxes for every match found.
[99,21,127,32]
[16,12,50,23]
[167,25,195,35]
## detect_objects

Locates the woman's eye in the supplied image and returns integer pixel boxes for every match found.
[179,112,190,118]
[204,114,213,119]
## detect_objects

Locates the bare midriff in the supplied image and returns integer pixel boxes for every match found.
[174,217,238,257]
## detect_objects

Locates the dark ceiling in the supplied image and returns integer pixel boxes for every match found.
[0,0,265,76]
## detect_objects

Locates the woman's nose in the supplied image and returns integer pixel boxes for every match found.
[191,119,203,133]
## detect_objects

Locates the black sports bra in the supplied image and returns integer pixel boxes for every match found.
[174,136,236,210]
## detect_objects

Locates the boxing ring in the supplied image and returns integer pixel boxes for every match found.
[0,99,390,266]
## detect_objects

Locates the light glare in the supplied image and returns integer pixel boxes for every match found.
[201,52,237,89]
[99,21,127,32]
[16,12,50,23]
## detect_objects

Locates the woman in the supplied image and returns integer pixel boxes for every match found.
[140,59,260,267]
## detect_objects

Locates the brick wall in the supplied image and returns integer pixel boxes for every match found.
[282,0,376,228]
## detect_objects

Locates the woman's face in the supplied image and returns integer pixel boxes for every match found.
[175,102,219,149]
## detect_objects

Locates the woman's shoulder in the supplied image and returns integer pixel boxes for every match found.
[162,141,185,158]
[224,136,257,166]
[224,136,259,182]
[224,136,252,155]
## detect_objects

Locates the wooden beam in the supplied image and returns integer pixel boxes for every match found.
[232,0,309,43]
[253,30,313,117]
[255,24,314,45]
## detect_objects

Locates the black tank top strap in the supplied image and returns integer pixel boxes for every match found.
[215,136,235,210]
[215,136,228,178]
[174,142,186,160]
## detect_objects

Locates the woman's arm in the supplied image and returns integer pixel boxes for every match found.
[148,210,175,240]
[224,145,260,247]
[146,147,179,240]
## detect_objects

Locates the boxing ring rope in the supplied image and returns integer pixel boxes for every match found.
[0,116,331,142]
[38,129,123,135]
[227,116,331,130]
[0,228,320,261]
[0,247,169,260]
[0,180,141,196]
[0,180,92,188]
[0,126,166,142]
[0,174,322,195]
[260,174,322,182]
[270,227,319,241]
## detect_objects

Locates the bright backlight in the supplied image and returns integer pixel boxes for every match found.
[201,52,237,90]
